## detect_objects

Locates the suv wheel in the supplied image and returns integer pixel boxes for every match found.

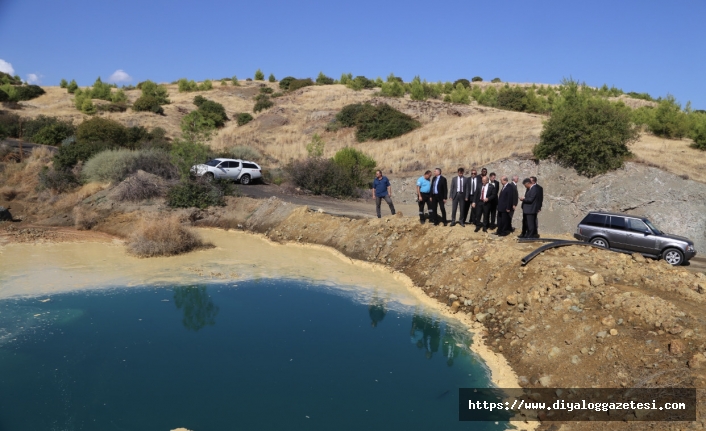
[591,237,609,248]
[663,248,684,266]
[240,174,251,185]
[205,172,215,182]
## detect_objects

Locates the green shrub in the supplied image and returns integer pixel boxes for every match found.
[132,95,164,114]
[254,69,265,81]
[53,141,109,170]
[284,157,358,198]
[447,83,471,104]
[222,145,262,161]
[97,102,128,113]
[166,178,227,209]
[181,110,216,135]
[496,86,529,112]
[627,91,656,102]
[316,72,334,85]
[31,122,76,146]
[347,76,375,91]
[279,76,296,90]
[140,80,170,104]
[380,80,406,97]
[22,116,72,142]
[221,79,228,86]
[37,166,80,192]
[82,148,178,183]
[60,79,68,88]
[533,82,638,177]
[170,137,211,177]
[0,112,20,137]
[236,113,254,126]
[259,87,274,94]
[111,89,128,103]
[0,124,8,140]
[332,147,376,187]
[476,85,498,107]
[231,75,240,86]
[0,72,21,85]
[196,99,228,127]
[471,76,483,82]
[649,95,689,139]
[340,73,353,85]
[67,80,78,93]
[288,78,314,91]
[690,113,706,150]
[306,133,325,158]
[76,117,129,147]
[200,80,213,91]
[491,78,501,83]
[89,77,112,101]
[125,126,168,149]
[453,79,470,89]
[253,94,273,113]
[631,106,655,127]
[410,78,426,101]
[80,98,96,115]
[386,73,403,83]
[178,78,198,92]
[271,92,283,98]
[0,88,8,102]
[335,103,420,142]
[268,73,276,82]
[1,84,46,102]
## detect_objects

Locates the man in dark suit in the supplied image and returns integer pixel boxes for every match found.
[430,168,448,226]
[465,168,482,226]
[473,176,496,233]
[530,176,544,236]
[488,172,500,229]
[494,176,512,236]
[509,175,519,232]
[449,168,468,227]
[519,178,540,238]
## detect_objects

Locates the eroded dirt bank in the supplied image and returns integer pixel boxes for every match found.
[3,195,706,430]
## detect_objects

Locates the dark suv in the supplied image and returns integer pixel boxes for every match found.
[574,212,696,265]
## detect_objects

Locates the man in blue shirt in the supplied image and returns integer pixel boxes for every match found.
[416,170,432,224]
[372,170,396,218]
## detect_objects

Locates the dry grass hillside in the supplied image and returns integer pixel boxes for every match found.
[11,81,706,181]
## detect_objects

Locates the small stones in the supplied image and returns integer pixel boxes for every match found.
[548,347,561,359]
[487,308,496,316]
[475,313,488,323]
[571,355,580,365]
[448,294,458,301]
[609,329,618,336]
[538,375,552,387]
[688,353,706,369]
[632,253,646,263]
[472,255,480,262]
[596,331,608,339]
[589,273,605,287]
[669,339,686,355]
[450,301,461,313]
[506,294,517,306]
[601,316,616,327]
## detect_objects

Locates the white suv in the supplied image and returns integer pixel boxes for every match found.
[190,158,262,185]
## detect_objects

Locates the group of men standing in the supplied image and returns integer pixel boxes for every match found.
[372,168,544,237]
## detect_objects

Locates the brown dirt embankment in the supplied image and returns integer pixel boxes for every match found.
[3,195,706,429]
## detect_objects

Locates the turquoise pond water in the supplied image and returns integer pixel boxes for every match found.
[0,280,504,430]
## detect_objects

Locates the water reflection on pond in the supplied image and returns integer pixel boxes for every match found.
[0,280,502,430]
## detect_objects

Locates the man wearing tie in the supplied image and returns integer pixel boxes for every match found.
[509,175,519,232]
[449,168,468,227]
[465,168,482,226]
[495,176,512,236]
[473,176,496,233]
[519,178,540,238]
[430,168,448,226]
[488,172,500,229]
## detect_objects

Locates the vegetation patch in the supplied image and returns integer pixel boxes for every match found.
[82,148,178,183]
[236,113,254,126]
[127,215,209,257]
[334,103,420,142]
[166,178,230,209]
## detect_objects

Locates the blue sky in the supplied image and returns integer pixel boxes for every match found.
[1,0,704,108]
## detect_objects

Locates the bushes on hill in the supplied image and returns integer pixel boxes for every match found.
[77,117,129,147]
[335,103,420,142]
[533,81,638,177]
[127,215,208,257]
[177,78,212,93]
[288,78,314,91]
[472,76,483,82]
[496,86,529,112]
[231,75,240,86]
[306,133,325,158]
[0,84,45,102]
[82,148,178,183]
[268,74,276,82]
[169,137,211,178]
[133,95,164,114]
[285,157,358,198]
[380,80,406,97]
[236,113,254,126]
[38,166,80,192]
[180,97,228,136]
[332,147,376,187]
[166,178,229,209]
[648,95,690,139]
[29,121,76,146]
[316,72,334,85]
[67,80,78,93]
[691,113,706,150]
[97,102,129,113]
[259,87,274,94]
[0,72,22,85]
[279,76,296,90]
[0,89,8,102]
[444,83,471,104]
[453,79,471,89]
[54,141,109,170]
[340,73,353,85]
[347,76,376,91]
[491,78,501,83]
[255,69,265,81]
[253,94,273,113]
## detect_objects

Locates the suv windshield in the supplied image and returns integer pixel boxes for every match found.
[204,159,221,167]
[644,219,662,235]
